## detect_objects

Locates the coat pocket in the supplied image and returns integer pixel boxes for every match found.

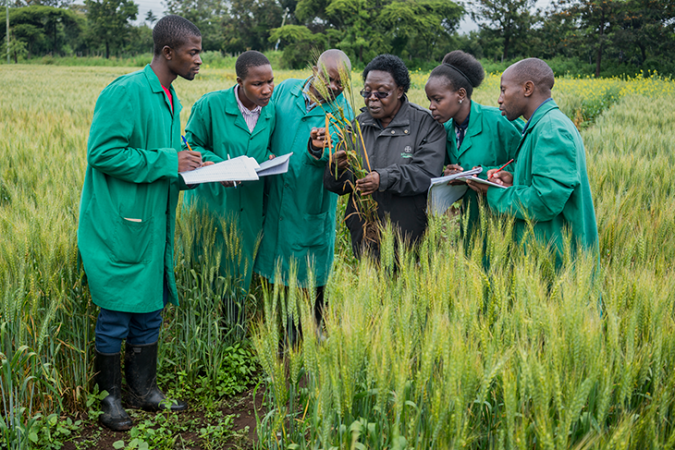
[292,212,327,249]
[112,216,154,264]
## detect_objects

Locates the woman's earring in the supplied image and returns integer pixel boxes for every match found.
[459,99,463,104]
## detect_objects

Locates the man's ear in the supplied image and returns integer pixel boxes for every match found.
[396,85,404,99]
[312,65,318,76]
[162,46,174,61]
[523,80,535,97]
[236,76,243,86]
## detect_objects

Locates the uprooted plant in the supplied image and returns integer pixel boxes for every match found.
[310,60,381,246]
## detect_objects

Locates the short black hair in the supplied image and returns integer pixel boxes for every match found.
[429,51,484,98]
[153,15,201,56]
[362,54,410,93]
[510,58,555,93]
[235,51,271,79]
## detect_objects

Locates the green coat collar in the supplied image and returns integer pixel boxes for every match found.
[514,99,558,159]
[522,98,558,137]
[288,77,333,117]
[224,85,274,137]
[142,64,181,117]
[454,100,483,157]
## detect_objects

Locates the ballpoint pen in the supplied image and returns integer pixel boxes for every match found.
[228,154,237,188]
[182,135,204,168]
[489,159,514,179]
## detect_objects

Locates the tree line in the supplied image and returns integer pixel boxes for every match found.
[1,0,674,76]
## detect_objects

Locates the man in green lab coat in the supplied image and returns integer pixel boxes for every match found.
[78,16,203,431]
[183,51,275,305]
[467,58,598,259]
[254,50,353,324]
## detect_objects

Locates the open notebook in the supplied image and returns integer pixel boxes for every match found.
[180,153,292,185]
[427,167,507,215]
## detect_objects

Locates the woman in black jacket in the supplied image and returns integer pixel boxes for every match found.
[324,54,446,258]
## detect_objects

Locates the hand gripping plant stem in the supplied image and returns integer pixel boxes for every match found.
[311,59,380,246]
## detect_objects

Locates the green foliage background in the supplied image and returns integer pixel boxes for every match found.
[1,0,675,76]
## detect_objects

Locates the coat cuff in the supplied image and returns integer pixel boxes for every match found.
[376,169,390,192]
[178,176,198,190]
[307,139,324,159]
[166,149,180,180]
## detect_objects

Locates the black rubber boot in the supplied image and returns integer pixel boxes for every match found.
[94,350,133,431]
[124,341,188,412]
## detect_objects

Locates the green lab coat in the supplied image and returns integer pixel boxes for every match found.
[78,65,189,313]
[254,78,352,287]
[445,101,523,229]
[182,87,275,295]
[487,99,599,255]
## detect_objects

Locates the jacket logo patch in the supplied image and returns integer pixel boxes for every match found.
[401,145,413,158]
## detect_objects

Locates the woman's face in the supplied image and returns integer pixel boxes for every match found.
[425,76,464,124]
[363,70,404,120]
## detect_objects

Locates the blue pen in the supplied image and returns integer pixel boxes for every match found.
[181,135,193,151]
[183,135,206,168]
[228,154,237,188]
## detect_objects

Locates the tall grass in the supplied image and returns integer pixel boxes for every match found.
[253,94,675,448]
[0,65,266,448]
[0,64,674,448]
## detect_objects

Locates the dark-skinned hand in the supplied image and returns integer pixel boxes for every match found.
[466,178,489,195]
[444,164,464,176]
[178,150,203,172]
[356,171,380,196]
[488,169,513,186]
[467,168,514,195]
[332,150,350,170]
[444,164,465,185]
[310,127,327,154]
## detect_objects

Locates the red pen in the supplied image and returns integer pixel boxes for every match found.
[489,159,514,179]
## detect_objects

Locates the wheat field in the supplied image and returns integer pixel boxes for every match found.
[1,64,674,449]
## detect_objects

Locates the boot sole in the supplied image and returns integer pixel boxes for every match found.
[99,418,133,431]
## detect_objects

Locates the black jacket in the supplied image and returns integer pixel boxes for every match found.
[324,96,446,257]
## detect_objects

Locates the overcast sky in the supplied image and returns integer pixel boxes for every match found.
[130,0,552,35]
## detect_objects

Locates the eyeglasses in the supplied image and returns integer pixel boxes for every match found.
[360,90,391,99]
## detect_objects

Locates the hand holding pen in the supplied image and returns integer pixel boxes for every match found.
[487,159,514,187]
[178,135,205,172]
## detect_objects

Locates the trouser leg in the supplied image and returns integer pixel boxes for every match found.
[124,285,187,412]
[125,307,163,347]
[95,308,133,354]
[314,285,326,326]
[126,281,168,347]
[94,308,134,431]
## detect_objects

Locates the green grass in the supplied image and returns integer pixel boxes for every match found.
[254,90,675,448]
[10,50,285,70]
[1,64,675,449]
